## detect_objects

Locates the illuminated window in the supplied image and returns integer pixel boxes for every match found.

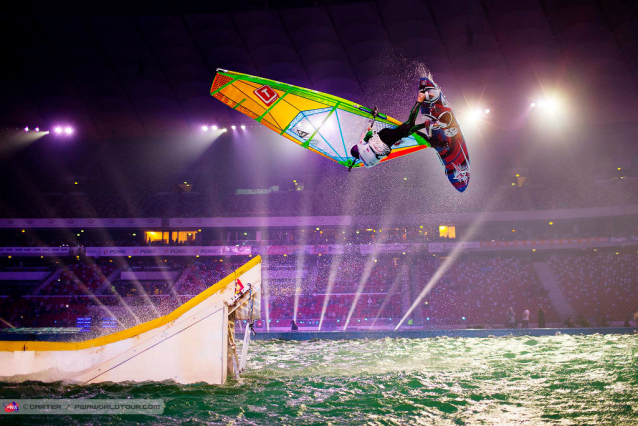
[144,230,199,244]
[176,231,198,243]
[145,231,168,244]
[439,225,456,238]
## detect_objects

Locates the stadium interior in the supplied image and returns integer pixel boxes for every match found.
[0,0,637,337]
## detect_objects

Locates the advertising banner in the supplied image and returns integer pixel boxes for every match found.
[479,237,608,248]
[427,242,481,253]
[0,247,70,257]
[86,246,252,258]
[359,244,423,255]
[0,218,162,228]
[169,216,352,228]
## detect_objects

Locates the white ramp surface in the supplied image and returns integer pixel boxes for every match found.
[0,256,262,385]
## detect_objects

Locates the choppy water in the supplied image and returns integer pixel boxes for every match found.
[1,334,638,425]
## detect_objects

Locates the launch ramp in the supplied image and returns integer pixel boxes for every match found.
[0,256,262,385]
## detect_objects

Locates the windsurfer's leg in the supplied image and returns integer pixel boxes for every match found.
[409,123,427,135]
[406,99,422,128]
[378,101,423,148]
[413,127,448,149]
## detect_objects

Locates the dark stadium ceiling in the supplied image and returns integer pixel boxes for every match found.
[0,0,637,138]
[3,0,371,15]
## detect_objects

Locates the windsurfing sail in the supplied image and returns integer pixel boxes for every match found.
[210,69,430,168]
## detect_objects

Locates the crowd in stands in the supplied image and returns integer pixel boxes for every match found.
[417,256,558,326]
[263,255,560,328]
[37,262,115,296]
[0,296,88,329]
[549,253,638,323]
[1,173,637,220]
[175,261,234,295]
[1,251,637,332]
[4,218,636,251]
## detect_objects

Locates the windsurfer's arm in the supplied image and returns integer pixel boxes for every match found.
[406,94,426,127]
[363,129,374,142]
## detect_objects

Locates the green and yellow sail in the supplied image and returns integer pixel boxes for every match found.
[211,69,430,168]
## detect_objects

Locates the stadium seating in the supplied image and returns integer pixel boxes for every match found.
[549,253,638,322]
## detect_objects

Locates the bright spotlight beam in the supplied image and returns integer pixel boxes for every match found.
[292,209,313,324]
[370,263,409,329]
[263,260,271,332]
[318,254,344,331]
[342,213,397,331]
[317,171,368,331]
[342,249,378,330]
[395,215,486,330]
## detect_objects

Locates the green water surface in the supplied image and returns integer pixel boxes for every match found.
[1,334,637,425]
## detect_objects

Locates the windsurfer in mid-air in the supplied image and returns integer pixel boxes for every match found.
[349,76,455,169]
[212,68,470,192]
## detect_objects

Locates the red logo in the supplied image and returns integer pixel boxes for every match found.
[4,401,19,412]
[235,279,245,294]
[254,85,279,106]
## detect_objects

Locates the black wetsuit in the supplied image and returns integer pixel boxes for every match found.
[377,101,430,148]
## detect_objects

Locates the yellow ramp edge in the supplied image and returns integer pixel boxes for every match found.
[0,256,262,385]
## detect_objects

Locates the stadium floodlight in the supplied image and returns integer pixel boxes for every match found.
[231,125,236,130]
[54,126,62,134]
[202,125,209,131]
[546,99,558,112]
[64,127,73,134]
[241,125,246,130]
[212,125,218,131]
[468,108,482,121]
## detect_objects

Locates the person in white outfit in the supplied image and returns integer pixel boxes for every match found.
[506,307,516,328]
[521,309,530,329]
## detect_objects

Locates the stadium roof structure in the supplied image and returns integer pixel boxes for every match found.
[0,0,636,138]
